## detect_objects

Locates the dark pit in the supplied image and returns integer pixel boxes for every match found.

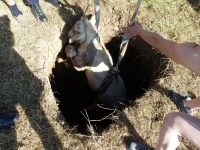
[49,36,168,134]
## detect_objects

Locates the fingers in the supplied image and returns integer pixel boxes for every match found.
[132,20,136,25]
[119,27,125,34]
[125,33,131,38]
[121,26,127,32]
[120,26,129,34]
[120,26,131,38]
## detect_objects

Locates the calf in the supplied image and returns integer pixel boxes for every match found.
[65,15,127,110]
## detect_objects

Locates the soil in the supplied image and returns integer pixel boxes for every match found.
[49,0,169,134]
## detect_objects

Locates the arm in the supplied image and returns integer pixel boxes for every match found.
[121,23,200,76]
[121,22,177,55]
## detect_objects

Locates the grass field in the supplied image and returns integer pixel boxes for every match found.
[0,0,200,149]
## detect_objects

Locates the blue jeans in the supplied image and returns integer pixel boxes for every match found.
[27,0,39,5]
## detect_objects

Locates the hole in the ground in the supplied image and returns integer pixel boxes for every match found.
[49,36,169,134]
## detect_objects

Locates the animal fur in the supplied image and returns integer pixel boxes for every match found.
[65,15,127,109]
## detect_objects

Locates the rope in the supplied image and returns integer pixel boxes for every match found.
[115,0,143,70]
[94,0,100,39]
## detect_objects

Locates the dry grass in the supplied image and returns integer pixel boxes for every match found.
[0,0,200,149]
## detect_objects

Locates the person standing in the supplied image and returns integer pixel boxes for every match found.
[27,0,62,22]
[5,0,30,27]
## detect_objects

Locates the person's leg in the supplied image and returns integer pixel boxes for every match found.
[5,0,29,27]
[156,112,200,150]
[5,0,20,16]
[27,0,48,22]
[48,0,62,8]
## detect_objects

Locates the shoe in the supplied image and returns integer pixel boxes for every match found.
[49,0,63,8]
[30,4,48,22]
[14,14,30,28]
[128,142,154,150]
[170,90,195,115]
[0,113,19,129]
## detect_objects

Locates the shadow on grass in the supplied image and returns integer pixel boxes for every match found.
[186,0,200,12]
[0,16,63,150]
[117,110,151,148]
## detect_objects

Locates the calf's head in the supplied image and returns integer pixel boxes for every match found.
[68,15,96,44]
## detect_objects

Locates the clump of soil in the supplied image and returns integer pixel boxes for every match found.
[49,35,168,134]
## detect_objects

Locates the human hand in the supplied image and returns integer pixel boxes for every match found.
[120,22,141,38]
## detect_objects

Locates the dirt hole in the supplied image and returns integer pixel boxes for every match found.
[49,36,169,134]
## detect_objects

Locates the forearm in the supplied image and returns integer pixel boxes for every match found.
[122,23,177,56]
[137,28,165,52]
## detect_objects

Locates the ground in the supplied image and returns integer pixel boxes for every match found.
[0,0,200,149]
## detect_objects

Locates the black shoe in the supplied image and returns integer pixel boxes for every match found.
[170,90,195,115]
[129,142,154,150]
[0,113,19,129]
[30,4,48,22]
[49,0,63,8]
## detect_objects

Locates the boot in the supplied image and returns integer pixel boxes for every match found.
[49,0,62,8]
[0,113,19,129]
[30,4,48,22]
[170,90,195,115]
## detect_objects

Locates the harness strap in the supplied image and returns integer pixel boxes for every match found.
[116,0,142,69]
[115,37,129,69]
[84,36,97,66]
[96,67,119,94]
